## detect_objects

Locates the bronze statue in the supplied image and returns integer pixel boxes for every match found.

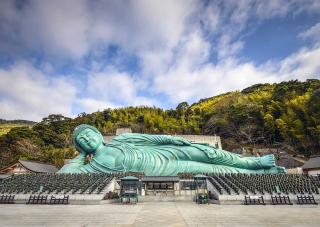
[58,124,286,175]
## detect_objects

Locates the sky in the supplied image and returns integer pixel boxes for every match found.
[0,0,320,121]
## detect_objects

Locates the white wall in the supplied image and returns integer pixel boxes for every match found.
[307,169,320,175]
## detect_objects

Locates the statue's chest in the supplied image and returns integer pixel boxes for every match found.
[93,147,125,171]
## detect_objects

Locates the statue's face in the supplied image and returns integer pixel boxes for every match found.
[76,128,103,154]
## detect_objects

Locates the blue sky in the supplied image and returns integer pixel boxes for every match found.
[0,0,319,121]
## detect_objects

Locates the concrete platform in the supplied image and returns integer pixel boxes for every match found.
[1,202,320,226]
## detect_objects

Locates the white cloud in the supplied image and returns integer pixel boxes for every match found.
[0,62,77,121]
[87,68,157,107]
[88,70,137,104]
[0,0,319,121]
[277,45,320,79]
[153,43,320,103]
[217,35,244,60]
[75,98,117,114]
[153,59,275,103]
[0,0,90,59]
[254,0,293,19]
[299,22,320,42]
[0,0,195,60]
[172,31,210,71]
[139,49,173,76]
[153,43,320,104]
[149,1,320,104]
[197,0,320,60]
[0,0,318,61]
[200,2,220,33]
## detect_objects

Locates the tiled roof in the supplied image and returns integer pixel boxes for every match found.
[141,176,180,182]
[301,157,320,170]
[121,176,139,181]
[19,160,58,173]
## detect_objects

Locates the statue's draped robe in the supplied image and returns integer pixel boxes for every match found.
[59,133,278,175]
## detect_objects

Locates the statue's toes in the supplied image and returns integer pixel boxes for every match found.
[262,154,276,167]
[268,154,276,165]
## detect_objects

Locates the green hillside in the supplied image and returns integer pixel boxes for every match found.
[0,79,319,169]
[0,120,36,136]
[190,80,320,154]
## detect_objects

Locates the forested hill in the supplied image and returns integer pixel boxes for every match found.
[0,79,319,169]
[0,119,36,136]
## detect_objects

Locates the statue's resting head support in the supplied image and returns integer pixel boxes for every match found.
[73,124,104,154]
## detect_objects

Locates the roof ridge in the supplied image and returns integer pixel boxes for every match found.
[18,159,54,166]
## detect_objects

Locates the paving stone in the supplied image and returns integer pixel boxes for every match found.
[0,203,320,226]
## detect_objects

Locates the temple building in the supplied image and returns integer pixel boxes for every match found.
[0,160,58,174]
[140,176,180,196]
[301,156,320,175]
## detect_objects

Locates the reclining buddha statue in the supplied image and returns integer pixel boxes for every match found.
[58,124,286,175]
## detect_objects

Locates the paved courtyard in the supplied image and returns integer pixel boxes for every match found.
[1,202,320,227]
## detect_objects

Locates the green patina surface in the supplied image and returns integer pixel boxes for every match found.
[58,124,286,175]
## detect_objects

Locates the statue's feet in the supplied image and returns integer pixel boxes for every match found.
[276,166,286,173]
[265,166,286,174]
[260,154,276,168]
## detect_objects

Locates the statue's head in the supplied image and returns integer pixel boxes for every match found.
[73,124,104,154]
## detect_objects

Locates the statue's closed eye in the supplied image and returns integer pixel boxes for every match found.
[78,137,85,143]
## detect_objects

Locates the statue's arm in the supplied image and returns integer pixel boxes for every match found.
[58,153,86,173]
[112,133,191,146]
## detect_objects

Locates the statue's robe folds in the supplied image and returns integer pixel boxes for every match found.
[59,133,283,175]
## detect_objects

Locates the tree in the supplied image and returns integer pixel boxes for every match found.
[176,102,189,114]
